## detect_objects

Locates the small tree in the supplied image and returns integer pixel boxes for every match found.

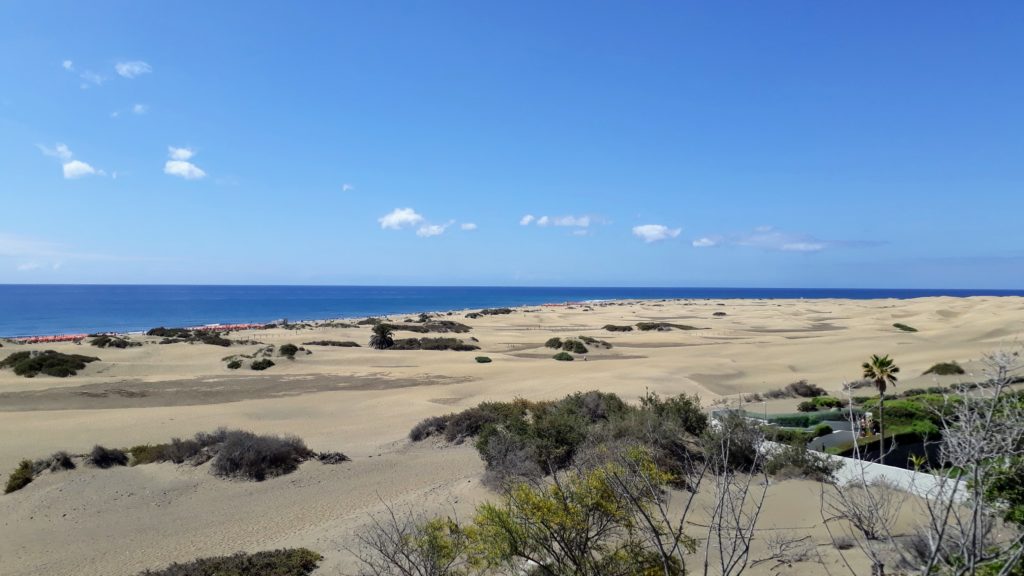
[862,354,899,464]
[370,324,395,350]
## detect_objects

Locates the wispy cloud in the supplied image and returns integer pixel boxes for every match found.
[0,232,157,271]
[632,224,681,243]
[62,60,73,71]
[690,226,869,252]
[416,221,454,237]
[132,103,148,115]
[164,146,206,180]
[460,222,478,231]
[341,183,354,192]
[692,237,719,248]
[379,208,424,230]
[38,143,103,179]
[522,214,593,228]
[520,214,535,226]
[115,60,152,79]
[61,59,104,88]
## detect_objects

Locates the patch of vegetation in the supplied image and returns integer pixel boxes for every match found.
[89,335,141,348]
[303,340,360,347]
[279,343,299,358]
[923,361,965,376]
[578,335,612,349]
[409,390,708,488]
[137,548,323,576]
[545,337,563,349]
[0,350,100,378]
[797,396,844,412]
[785,379,827,398]
[464,312,481,319]
[553,352,574,361]
[356,317,382,326]
[893,323,918,332]
[88,445,128,468]
[390,338,480,351]
[713,311,727,317]
[251,358,275,370]
[315,451,350,464]
[602,324,633,332]
[369,324,395,350]
[210,430,312,481]
[226,359,242,369]
[635,322,698,331]
[765,442,841,482]
[149,327,233,347]
[4,460,34,494]
[475,356,492,363]
[479,308,513,315]
[561,338,588,354]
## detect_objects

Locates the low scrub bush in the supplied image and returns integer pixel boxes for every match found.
[137,548,322,576]
[409,415,450,442]
[226,359,242,369]
[475,356,492,363]
[798,396,843,411]
[315,451,350,464]
[4,460,35,494]
[765,442,841,482]
[544,337,562,349]
[251,358,275,370]
[40,451,75,472]
[0,350,100,378]
[923,361,965,376]
[148,327,232,347]
[303,340,360,347]
[713,311,727,317]
[553,352,574,361]
[356,317,382,325]
[464,312,481,319]
[279,343,299,358]
[813,423,834,437]
[479,308,513,315]
[768,427,812,444]
[89,335,140,348]
[210,430,312,481]
[785,380,826,398]
[602,324,633,332]
[561,339,588,354]
[893,323,918,333]
[89,445,128,468]
[578,335,611,349]
[635,322,698,331]
[390,338,479,351]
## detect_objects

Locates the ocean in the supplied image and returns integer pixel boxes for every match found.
[0,284,1021,337]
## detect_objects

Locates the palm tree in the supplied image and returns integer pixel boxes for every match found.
[862,354,899,464]
[369,323,395,350]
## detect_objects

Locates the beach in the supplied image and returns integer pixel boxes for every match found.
[1,296,1022,575]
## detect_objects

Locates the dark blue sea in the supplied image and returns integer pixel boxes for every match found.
[0,285,1022,337]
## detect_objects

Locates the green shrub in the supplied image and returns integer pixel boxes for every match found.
[553,352,574,361]
[479,308,513,315]
[210,430,312,481]
[390,338,479,351]
[785,380,826,398]
[226,359,242,369]
[89,335,140,349]
[0,350,100,378]
[923,361,965,376]
[465,312,481,319]
[251,359,275,371]
[129,444,168,465]
[713,311,727,317]
[4,460,35,494]
[137,548,322,576]
[544,337,563,349]
[799,396,843,411]
[765,442,841,482]
[303,340,360,347]
[635,322,697,331]
[369,324,395,349]
[768,427,812,444]
[475,356,492,363]
[813,423,834,437]
[578,335,611,349]
[602,324,633,332]
[279,344,299,358]
[356,317,382,325]
[89,445,128,468]
[797,400,818,412]
[561,339,588,354]
[893,323,918,332]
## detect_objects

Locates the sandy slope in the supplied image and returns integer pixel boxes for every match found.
[0,296,1021,575]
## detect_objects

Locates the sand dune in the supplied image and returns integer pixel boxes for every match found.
[1,296,1022,575]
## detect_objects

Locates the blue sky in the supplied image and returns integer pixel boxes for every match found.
[1,2,1022,288]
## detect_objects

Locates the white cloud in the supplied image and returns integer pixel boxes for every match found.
[62,60,73,70]
[341,183,354,192]
[571,229,589,236]
[63,160,100,179]
[378,208,424,230]
[16,262,42,271]
[79,70,103,87]
[115,60,152,78]
[132,103,148,115]
[553,215,591,227]
[164,160,206,180]
[781,242,825,252]
[460,223,478,231]
[38,143,73,161]
[164,146,206,179]
[519,214,535,226]
[168,146,195,160]
[416,222,452,237]
[632,224,681,243]
[536,216,550,226]
[692,237,718,248]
